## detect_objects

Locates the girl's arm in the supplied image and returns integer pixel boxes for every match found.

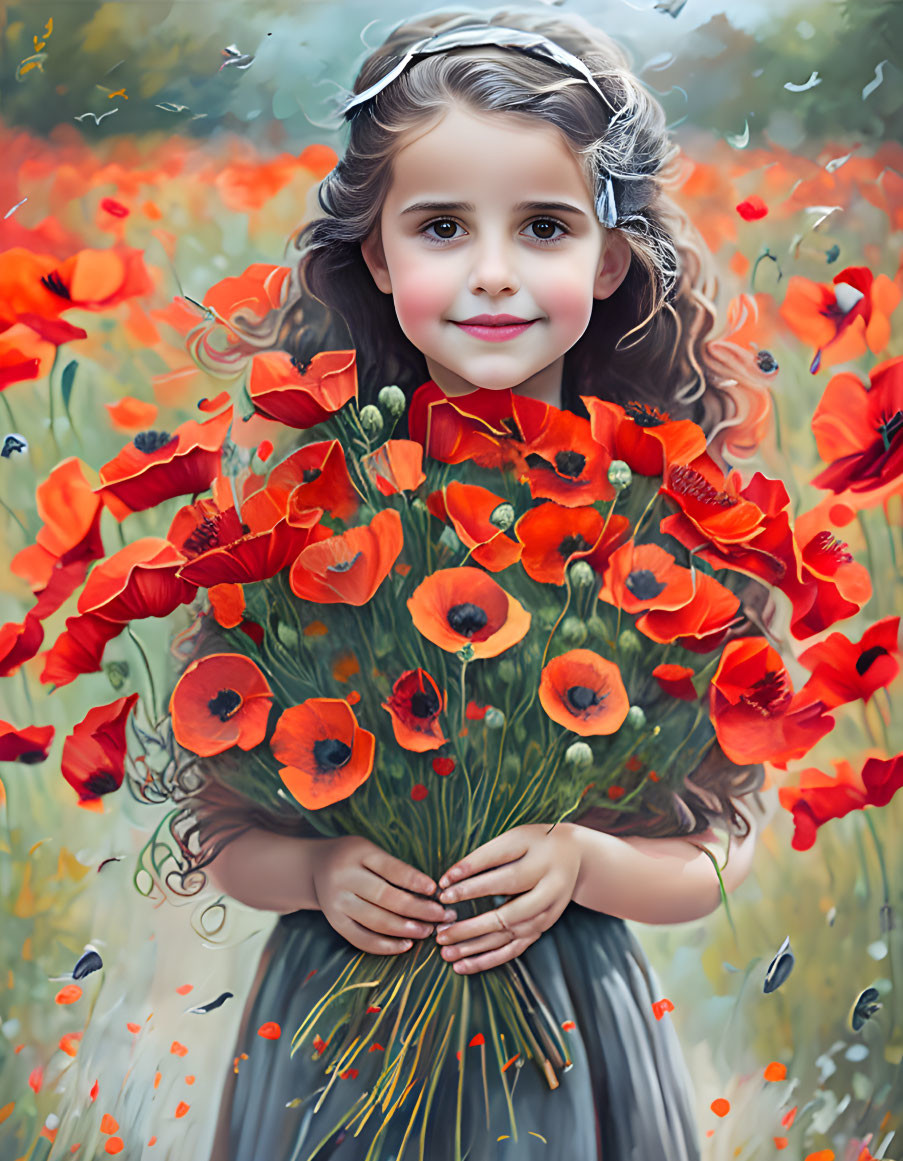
[206,828,455,954]
[435,799,759,973]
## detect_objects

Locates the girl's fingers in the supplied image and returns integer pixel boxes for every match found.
[439,830,531,890]
[330,913,414,957]
[436,894,554,945]
[349,896,436,940]
[362,847,437,897]
[438,861,535,905]
[439,929,510,962]
[356,870,453,925]
[452,938,534,975]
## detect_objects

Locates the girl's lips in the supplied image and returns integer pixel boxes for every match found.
[453,320,537,342]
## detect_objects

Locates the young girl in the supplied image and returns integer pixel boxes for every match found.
[184,7,766,1159]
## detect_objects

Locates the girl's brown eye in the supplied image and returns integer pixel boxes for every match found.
[432,220,457,239]
[531,221,555,239]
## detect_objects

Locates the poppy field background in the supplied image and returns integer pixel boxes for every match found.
[0,1,901,1158]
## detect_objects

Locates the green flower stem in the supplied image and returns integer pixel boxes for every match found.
[0,494,29,539]
[0,389,18,429]
[864,809,890,907]
[691,840,738,946]
[126,625,159,723]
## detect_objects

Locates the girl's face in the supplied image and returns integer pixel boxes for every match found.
[361,103,632,406]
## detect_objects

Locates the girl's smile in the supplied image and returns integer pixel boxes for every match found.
[361,103,631,407]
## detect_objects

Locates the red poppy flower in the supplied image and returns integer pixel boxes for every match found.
[289,509,401,605]
[427,482,522,572]
[382,669,448,752]
[271,698,375,809]
[661,457,765,546]
[267,440,360,521]
[0,720,54,763]
[778,754,903,851]
[779,266,900,373]
[811,357,903,500]
[40,247,153,312]
[639,571,741,650]
[539,649,629,736]
[248,349,357,429]
[709,638,834,768]
[10,458,104,622]
[521,408,614,506]
[408,567,530,659]
[97,407,233,520]
[78,538,197,623]
[0,614,45,678]
[362,440,426,496]
[780,530,870,640]
[736,196,768,221]
[798,616,900,708]
[652,664,697,701]
[408,380,547,469]
[599,542,696,615]
[39,614,124,688]
[61,694,140,804]
[208,583,246,629]
[515,503,628,584]
[582,397,707,475]
[170,654,272,757]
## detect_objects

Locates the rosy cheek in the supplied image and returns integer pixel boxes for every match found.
[536,277,594,332]
[392,263,450,331]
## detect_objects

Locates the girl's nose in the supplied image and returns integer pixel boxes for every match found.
[466,239,520,297]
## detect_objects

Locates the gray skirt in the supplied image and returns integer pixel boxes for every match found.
[209,904,700,1161]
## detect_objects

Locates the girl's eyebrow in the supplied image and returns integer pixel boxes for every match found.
[399,199,588,218]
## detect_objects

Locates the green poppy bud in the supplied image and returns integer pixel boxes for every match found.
[276,620,301,650]
[625,705,646,729]
[377,384,406,417]
[617,629,643,663]
[565,741,593,768]
[568,560,595,588]
[359,404,383,437]
[439,525,462,553]
[484,707,505,729]
[560,615,588,647]
[490,503,515,531]
[608,460,632,491]
[586,615,608,640]
[497,660,517,684]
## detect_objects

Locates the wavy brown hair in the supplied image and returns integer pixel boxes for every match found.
[174,5,768,890]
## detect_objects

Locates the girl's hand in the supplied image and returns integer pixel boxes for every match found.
[312,836,455,956]
[435,824,582,974]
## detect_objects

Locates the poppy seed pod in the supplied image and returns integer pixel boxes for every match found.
[377,384,406,417]
[607,460,633,491]
[359,404,384,437]
[484,707,505,729]
[565,741,593,768]
[625,705,646,729]
[560,616,588,647]
[489,503,515,531]
[569,561,596,588]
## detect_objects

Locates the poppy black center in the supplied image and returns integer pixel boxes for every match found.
[554,450,586,478]
[856,644,888,675]
[208,689,242,721]
[84,770,119,796]
[624,402,667,427]
[17,749,47,765]
[559,533,590,559]
[134,429,175,454]
[302,468,322,483]
[40,271,71,299]
[740,671,790,717]
[410,687,440,718]
[669,466,737,508]
[567,685,603,712]
[878,410,903,452]
[313,738,352,771]
[183,514,222,556]
[328,551,363,574]
[756,350,778,374]
[447,603,488,637]
[625,569,667,600]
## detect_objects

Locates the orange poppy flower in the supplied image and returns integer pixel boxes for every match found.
[778,754,903,851]
[105,397,158,431]
[582,397,707,475]
[43,247,153,312]
[170,654,272,757]
[599,542,696,615]
[248,349,357,429]
[78,538,197,623]
[362,440,426,496]
[39,613,124,688]
[0,719,54,764]
[61,694,140,804]
[267,440,359,521]
[515,503,628,584]
[97,407,233,520]
[271,698,375,809]
[661,457,765,546]
[202,264,292,346]
[407,568,530,659]
[382,669,448,752]
[652,664,697,702]
[427,482,522,572]
[290,509,402,605]
[538,649,629,736]
[798,615,899,708]
[709,638,834,768]
[638,571,740,650]
[779,266,900,373]
[521,408,614,506]
[408,380,542,468]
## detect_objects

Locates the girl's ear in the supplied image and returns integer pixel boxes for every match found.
[360,228,392,295]
[593,231,633,301]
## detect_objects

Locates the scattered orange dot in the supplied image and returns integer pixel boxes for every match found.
[365,1005,381,1014]
[561,1020,576,1032]
[147,1137,157,1147]
[153,1071,161,1090]
[706,1130,715,1138]
[257,1022,281,1040]
[347,690,361,705]
[256,440,274,462]
[774,1138,788,1150]
[55,985,83,1005]
[176,985,193,996]
[105,1138,124,1154]
[647,770,660,782]
[100,1114,119,1134]
[175,1101,190,1118]
[804,1152,834,1161]
[625,756,642,772]
[70,1146,81,1154]
[781,1106,798,1128]
[368,1043,384,1053]
[468,1033,485,1047]
[170,1041,188,1057]
[652,998,674,1020]
[13,1045,24,1055]
[0,1103,13,1125]
[185,1076,195,1085]
[710,1098,731,1117]
[89,1080,99,1102]
[312,1035,328,1054]
[126,1023,141,1034]
[28,1068,43,1094]
[303,621,328,637]
[501,1054,520,1072]
[764,1061,787,1082]
[607,785,625,800]
[339,1068,359,1080]
[59,1032,82,1057]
